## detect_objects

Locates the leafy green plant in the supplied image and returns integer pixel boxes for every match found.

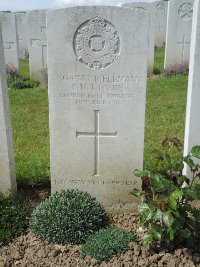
[8,77,39,89]
[6,64,39,89]
[132,137,200,248]
[80,226,136,262]
[30,189,105,244]
[0,195,28,246]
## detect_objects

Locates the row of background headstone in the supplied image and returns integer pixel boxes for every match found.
[0,1,199,209]
[0,0,170,85]
[164,0,194,68]
[0,1,195,82]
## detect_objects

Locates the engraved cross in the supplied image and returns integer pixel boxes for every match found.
[76,110,117,176]
[177,34,190,58]
[30,26,47,66]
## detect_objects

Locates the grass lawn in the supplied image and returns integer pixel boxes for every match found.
[9,88,49,185]
[19,58,30,78]
[9,50,188,185]
[153,47,165,74]
[144,75,187,171]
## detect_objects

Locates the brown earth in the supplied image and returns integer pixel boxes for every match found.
[0,186,200,267]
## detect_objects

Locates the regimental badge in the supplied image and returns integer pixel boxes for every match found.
[156,3,165,13]
[178,3,193,20]
[73,16,120,70]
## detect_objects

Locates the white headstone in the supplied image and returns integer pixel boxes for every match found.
[122,2,156,75]
[27,10,47,84]
[0,12,19,71]
[16,12,28,58]
[0,24,17,195]
[183,0,200,176]
[164,0,194,68]
[155,1,168,47]
[48,6,149,211]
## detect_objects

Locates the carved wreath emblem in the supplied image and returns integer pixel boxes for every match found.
[156,3,165,13]
[74,16,120,70]
[178,3,193,20]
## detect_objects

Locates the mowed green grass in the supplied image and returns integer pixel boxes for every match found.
[144,75,188,171]
[9,88,49,185]
[19,58,30,78]
[153,47,165,74]
[9,50,188,185]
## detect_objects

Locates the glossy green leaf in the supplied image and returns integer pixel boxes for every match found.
[191,146,200,159]
[143,229,161,247]
[171,210,179,218]
[154,209,162,220]
[131,188,142,197]
[143,232,152,247]
[170,189,184,199]
[133,169,150,177]
[168,196,177,210]
[151,174,161,186]
[145,209,153,221]
[147,229,161,241]
[175,161,184,172]
[167,228,175,241]
[138,203,150,212]
[162,211,174,227]
[151,175,173,192]
[183,157,198,171]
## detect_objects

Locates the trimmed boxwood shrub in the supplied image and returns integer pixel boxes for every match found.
[80,226,136,262]
[30,189,105,244]
[0,196,28,246]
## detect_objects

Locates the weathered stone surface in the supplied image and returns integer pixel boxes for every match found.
[164,0,194,68]
[122,2,156,75]
[48,6,149,210]
[27,10,47,85]
[155,1,168,47]
[16,12,28,58]
[0,24,16,195]
[183,0,200,176]
[0,12,19,71]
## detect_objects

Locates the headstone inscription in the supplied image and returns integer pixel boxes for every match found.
[48,6,149,210]
[122,2,156,75]
[164,0,194,68]
[27,10,47,84]
[183,0,200,177]
[155,1,168,47]
[0,12,19,71]
[0,24,17,195]
[16,12,28,58]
